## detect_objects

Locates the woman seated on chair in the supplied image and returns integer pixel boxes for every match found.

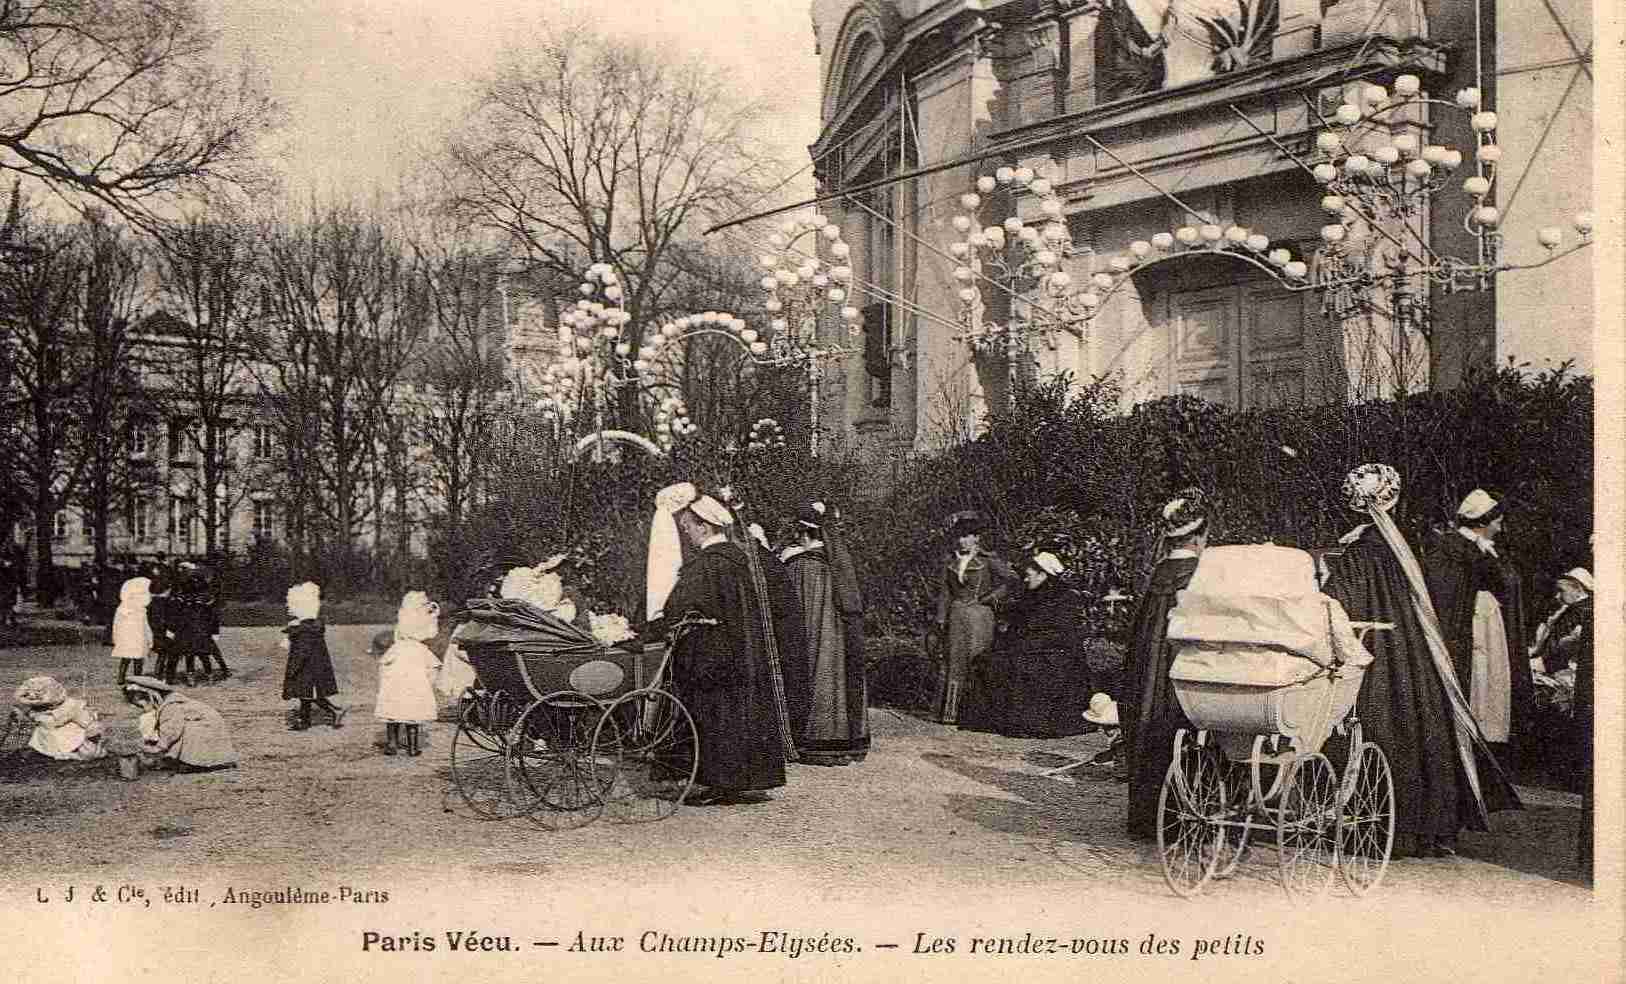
[960,551,1089,737]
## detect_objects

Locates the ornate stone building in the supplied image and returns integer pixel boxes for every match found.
[808,0,1593,456]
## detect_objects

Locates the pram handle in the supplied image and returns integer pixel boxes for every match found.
[1348,621,1394,647]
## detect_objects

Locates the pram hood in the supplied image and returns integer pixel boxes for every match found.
[1167,545,1372,687]
[450,598,598,652]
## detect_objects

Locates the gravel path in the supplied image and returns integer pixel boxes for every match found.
[0,625,1607,982]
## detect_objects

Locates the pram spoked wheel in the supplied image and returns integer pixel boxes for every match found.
[593,687,699,823]
[450,690,524,820]
[1337,733,1395,895]
[1277,752,1340,897]
[1157,732,1229,898]
[506,691,621,831]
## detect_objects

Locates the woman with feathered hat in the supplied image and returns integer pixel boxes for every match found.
[1123,489,1209,840]
[1324,465,1520,857]
[933,511,1018,726]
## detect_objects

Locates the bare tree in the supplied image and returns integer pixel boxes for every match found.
[253,203,424,586]
[0,0,279,231]
[150,212,259,557]
[0,206,89,602]
[439,21,780,423]
[71,210,151,586]
[404,226,510,594]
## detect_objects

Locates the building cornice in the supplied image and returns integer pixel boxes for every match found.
[987,37,1454,150]
[812,1,989,162]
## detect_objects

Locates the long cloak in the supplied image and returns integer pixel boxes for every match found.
[757,545,813,741]
[960,580,1089,738]
[281,618,339,700]
[1123,555,1199,841]
[663,540,787,792]
[1325,527,1517,855]
[826,535,868,735]
[784,546,869,764]
[1424,531,1533,744]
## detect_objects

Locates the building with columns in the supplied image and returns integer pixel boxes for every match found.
[807,0,1593,456]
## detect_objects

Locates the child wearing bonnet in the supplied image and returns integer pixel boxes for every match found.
[374,591,442,756]
[10,676,106,762]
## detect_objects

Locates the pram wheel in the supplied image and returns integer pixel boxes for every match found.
[594,688,699,823]
[450,694,521,820]
[507,692,617,831]
[1157,733,1228,898]
[1338,740,1395,896]
[1213,760,1253,879]
[1277,752,1339,898]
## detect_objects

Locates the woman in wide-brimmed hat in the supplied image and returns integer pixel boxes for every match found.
[959,549,1089,738]
[933,511,1018,725]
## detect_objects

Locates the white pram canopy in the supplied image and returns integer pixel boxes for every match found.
[1167,545,1373,688]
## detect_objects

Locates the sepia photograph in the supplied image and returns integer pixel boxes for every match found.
[0,1,1619,980]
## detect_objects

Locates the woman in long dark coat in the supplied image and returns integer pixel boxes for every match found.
[1124,490,1208,841]
[935,512,1018,725]
[1424,491,1531,758]
[1323,465,1519,858]
[781,504,869,764]
[658,489,786,801]
[280,581,344,731]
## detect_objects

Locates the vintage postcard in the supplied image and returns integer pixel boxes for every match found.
[0,1,1619,981]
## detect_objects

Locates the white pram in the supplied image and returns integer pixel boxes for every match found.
[1156,545,1395,898]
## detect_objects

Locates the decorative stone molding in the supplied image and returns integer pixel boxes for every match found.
[1321,0,1427,47]
[822,1,907,122]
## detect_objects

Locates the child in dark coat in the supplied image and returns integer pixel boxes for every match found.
[280,581,345,731]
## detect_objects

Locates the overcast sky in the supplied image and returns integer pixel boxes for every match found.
[210,0,824,201]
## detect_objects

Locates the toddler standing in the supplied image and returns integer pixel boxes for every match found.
[110,577,154,686]
[280,582,345,731]
[374,591,441,756]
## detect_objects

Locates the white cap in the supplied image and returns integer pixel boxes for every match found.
[1032,552,1064,577]
[1456,488,1502,523]
[1559,568,1594,594]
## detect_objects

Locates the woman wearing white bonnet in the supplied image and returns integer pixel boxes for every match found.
[1322,464,1519,857]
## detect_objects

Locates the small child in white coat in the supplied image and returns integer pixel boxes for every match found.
[110,577,154,686]
[375,592,442,756]
[10,676,106,761]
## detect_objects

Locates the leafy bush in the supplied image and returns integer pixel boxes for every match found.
[450,362,1591,649]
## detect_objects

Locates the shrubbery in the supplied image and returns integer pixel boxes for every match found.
[858,362,1593,631]
[448,363,1591,645]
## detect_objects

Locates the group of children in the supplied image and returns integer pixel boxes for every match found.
[279,581,445,757]
[109,566,230,688]
[9,571,450,775]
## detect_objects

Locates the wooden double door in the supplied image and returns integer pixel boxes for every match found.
[1168,281,1315,410]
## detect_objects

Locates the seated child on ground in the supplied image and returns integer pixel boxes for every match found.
[11,676,106,761]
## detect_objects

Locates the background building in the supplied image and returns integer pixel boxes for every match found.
[808,0,1593,455]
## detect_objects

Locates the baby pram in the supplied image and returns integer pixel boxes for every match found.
[1157,545,1394,898]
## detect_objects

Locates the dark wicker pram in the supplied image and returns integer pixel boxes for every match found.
[446,599,700,829]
